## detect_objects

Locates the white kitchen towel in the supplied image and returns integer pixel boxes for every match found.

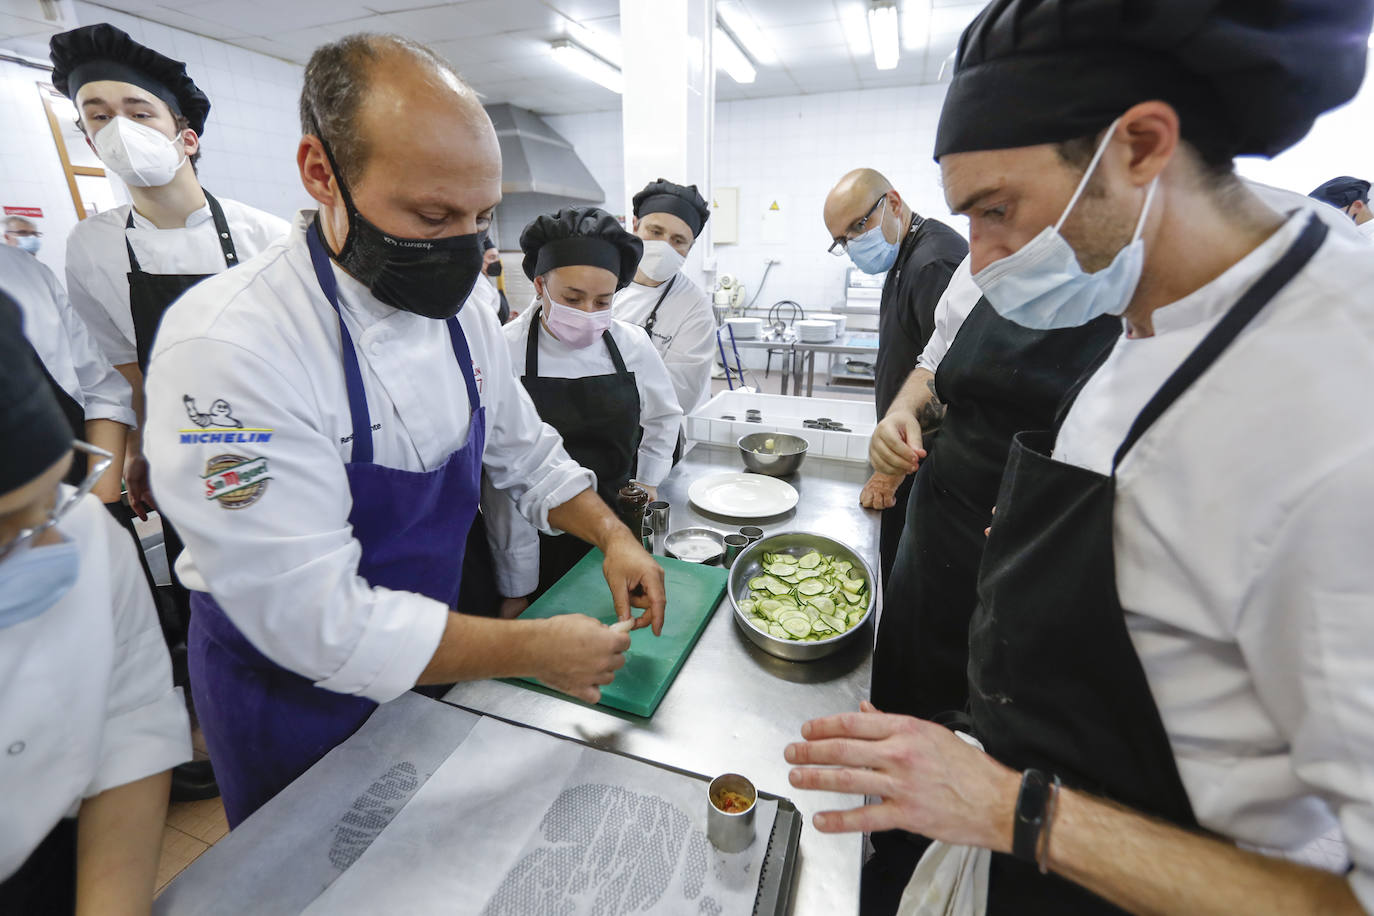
[895,732,990,916]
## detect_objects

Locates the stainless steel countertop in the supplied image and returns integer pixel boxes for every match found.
[444,443,879,915]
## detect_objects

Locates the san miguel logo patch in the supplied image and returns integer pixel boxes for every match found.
[203,454,270,509]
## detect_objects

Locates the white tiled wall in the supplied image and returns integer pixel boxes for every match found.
[542,84,959,315]
[0,3,310,284]
[712,84,956,313]
[0,57,85,282]
[542,109,627,223]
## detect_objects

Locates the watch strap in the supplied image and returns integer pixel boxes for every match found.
[1012,768,1052,862]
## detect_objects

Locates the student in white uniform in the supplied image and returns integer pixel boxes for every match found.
[0,294,190,913]
[143,34,666,829]
[50,24,288,523]
[0,243,133,502]
[787,2,1374,914]
[612,179,717,419]
[485,207,683,614]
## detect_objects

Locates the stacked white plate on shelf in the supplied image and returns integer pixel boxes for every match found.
[795,319,838,343]
[809,312,847,335]
[723,316,763,339]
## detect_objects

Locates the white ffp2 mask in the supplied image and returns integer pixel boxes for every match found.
[637,240,684,283]
[92,116,187,188]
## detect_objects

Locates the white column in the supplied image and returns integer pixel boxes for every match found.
[619,0,716,284]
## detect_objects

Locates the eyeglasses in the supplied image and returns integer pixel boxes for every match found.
[0,441,113,563]
[828,196,886,255]
[4,230,41,239]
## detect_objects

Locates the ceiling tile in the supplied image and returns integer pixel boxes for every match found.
[540,0,620,19]
[381,0,556,41]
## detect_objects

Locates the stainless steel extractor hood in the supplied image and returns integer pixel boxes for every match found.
[486,103,604,200]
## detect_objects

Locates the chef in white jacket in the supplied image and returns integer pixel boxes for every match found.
[0,243,133,503]
[787,2,1374,915]
[51,24,289,524]
[0,294,189,913]
[612,179,717,420]
[143,34,665,829]
[484,207,683,614]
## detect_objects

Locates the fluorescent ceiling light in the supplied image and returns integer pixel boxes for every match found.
[565,21,621,68]
[717,2,777,66]
[550,40,623,94]
[869,1,900,70]
[714,25,757,84]
[840,2,871,57]
[901,0,929,52]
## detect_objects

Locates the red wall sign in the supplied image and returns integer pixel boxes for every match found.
[4,206,43,218]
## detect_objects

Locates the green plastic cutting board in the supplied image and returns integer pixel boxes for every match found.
[508,549,728,717]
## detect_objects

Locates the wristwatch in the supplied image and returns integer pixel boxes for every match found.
[1012,768,1053,863]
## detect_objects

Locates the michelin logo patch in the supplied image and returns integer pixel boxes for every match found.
[180,395,273,444]
[203,454,270,509]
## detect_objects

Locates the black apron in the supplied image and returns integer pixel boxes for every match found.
[0,817,76,915]
[33,358,86,487]
[125,191,240,641]
[126,191,239,373]
[865,300,1119,914]
[970,215,1327,912]
[872,299,1119,720]
[521,310,642,595]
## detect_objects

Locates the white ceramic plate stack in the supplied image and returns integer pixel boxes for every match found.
[795,319,838,343]
[724,316,763,340]
[809,312,847,335]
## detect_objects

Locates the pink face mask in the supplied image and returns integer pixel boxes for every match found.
[543,296,614,349]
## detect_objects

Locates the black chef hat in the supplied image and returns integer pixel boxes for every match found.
[632,179,711,237]
[1309,176,1371,209]
[934,0,1373,162]
[520,207,643,290]
[0,292,73,496]
[50,23,212,136]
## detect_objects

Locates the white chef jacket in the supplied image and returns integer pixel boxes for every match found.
[482,304,684,597]
[0,244,135,428]
[143,213,594,704]
[1050,210,1374,905]
[65,197,289,367]
[612,271,716,416]
[0,489,190,880]
[917,179,1366,378]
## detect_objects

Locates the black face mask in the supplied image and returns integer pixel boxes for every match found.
[486,260,503,277]
[317,133,485,319]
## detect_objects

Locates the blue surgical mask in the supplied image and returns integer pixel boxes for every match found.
[847,199,899,274]
[15,235,40,255]
[0,535,80,628]
[972,117,1158,330]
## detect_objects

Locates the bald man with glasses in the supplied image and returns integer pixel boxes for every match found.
[822,168,967,585]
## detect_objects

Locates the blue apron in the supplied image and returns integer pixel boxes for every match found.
[187,222,486,827]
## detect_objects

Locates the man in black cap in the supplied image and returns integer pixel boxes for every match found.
[786,2,1374,913]
[612,179,717,419]
[0,293,190,912]
[1310,176,1374,239]
[49,23,288,694]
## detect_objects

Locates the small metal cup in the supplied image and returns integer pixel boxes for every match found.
[739,525,764,545]
[707,773,757,853]
[641,525,654,552]
[645,501,670,552]
[722,534,749,568]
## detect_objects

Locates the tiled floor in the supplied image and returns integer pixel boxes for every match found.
[155,728,227,896]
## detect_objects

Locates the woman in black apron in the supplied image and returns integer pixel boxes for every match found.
[512,207,653,595]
